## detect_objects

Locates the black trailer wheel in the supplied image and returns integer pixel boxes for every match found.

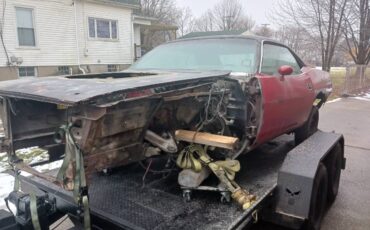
[305,163,328,230]
[295,106,319,145]
[183,190,192,202]
[326,144,342,203]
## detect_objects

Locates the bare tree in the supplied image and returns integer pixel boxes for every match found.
[176,7,194,37]
[343,0,370,65]
[254,24,274,37]
[274,26,322,65]
[193,10,217,32]
[273,0,349,71]
[212,0,254,31]
[236,14,255,32]
[140,0,178,24]
[139,0,179,49]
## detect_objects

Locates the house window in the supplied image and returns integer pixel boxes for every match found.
[107,64,119,72]
[58,66,70,75]
[16,7,36,46]
[18,67,36,77]
[88,17,118,40]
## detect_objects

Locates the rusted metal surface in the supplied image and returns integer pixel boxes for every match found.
[0,75,248,187]
[15,162,60,186]
[0,71,229,106]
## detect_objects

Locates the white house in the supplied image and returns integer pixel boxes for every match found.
[0,0,176,80]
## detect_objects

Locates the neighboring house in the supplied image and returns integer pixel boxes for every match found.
[0,0,176,80]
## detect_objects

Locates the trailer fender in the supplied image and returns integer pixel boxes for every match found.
[274,131,344,223]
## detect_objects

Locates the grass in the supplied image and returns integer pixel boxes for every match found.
[329,68,346,100]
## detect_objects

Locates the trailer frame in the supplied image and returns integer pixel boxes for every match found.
[1,131,345,230]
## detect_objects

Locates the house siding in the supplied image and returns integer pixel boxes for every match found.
[0,0,77,67]
[76,1,134,65]
[0,0,134,79]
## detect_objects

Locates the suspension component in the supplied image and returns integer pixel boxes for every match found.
[176,143,256,209]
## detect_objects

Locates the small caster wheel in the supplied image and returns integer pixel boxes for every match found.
[102,168,112,175]
[183,190,192,202]
[220,191,231,203]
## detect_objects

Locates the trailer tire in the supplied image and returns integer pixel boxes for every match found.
[295,107,319,145]
[305,163,328,230]
[326,144,342,204]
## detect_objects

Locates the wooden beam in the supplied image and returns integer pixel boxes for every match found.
[175,130,239,150]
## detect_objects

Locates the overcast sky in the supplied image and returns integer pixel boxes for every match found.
[176,0,277,27]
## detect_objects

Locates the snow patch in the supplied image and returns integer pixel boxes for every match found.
[352,92,370,101]
[353,96,370,101]
[0,160,62,210]
[0,173,14,210]
[327,98,342,103]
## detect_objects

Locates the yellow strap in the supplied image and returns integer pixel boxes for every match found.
[176,146,202,172]
[82,196,91,230]
[176,144,256,209]
[30,193,41,230]
[176,144,240,179]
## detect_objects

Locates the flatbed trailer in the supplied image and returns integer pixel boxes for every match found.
[1,131,345,230]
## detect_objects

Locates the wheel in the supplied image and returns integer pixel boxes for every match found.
[183,190,192,202]
[295,106,319,145]
[220,192,231,203]
[326,144,343,203]
[305,163,328,230]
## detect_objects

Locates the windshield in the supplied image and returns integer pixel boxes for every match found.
[130,38,258,73]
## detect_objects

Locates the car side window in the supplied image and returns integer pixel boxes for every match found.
[261,44,302,76]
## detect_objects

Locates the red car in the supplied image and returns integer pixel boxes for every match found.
[129,35,332,148]
[0,35,332,209]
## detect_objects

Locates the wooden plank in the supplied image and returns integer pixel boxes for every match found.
[175,129,239,150]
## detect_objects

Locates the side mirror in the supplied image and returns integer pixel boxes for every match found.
[278,65,293,78]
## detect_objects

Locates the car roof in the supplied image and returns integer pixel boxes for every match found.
[166,34,306,68]
[173,34,281,45]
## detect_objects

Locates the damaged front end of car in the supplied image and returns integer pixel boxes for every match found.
[0,70,263,226]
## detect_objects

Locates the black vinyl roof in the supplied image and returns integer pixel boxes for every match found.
[176,34,280,45]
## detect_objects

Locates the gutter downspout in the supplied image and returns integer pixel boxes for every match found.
[73,0,85,74]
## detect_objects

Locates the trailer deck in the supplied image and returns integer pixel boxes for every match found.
[19,135,295,230]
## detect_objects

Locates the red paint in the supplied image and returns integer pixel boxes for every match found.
[278,65,294,76]
[254,67,330,146]
[126,89,153,99]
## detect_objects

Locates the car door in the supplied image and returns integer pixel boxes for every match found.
[273,44,315,130]
[256,43,315,144]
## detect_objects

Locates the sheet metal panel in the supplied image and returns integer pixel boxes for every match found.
[0,71,229,105]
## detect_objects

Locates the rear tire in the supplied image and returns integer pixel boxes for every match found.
[326,144,343,204]
[295,106,319,145]
[304,163,328,230]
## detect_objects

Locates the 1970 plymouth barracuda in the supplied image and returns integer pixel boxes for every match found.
[0,35,332,213]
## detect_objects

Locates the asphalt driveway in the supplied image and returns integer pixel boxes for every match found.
[320,98,370,230]
[254,97,370,230]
